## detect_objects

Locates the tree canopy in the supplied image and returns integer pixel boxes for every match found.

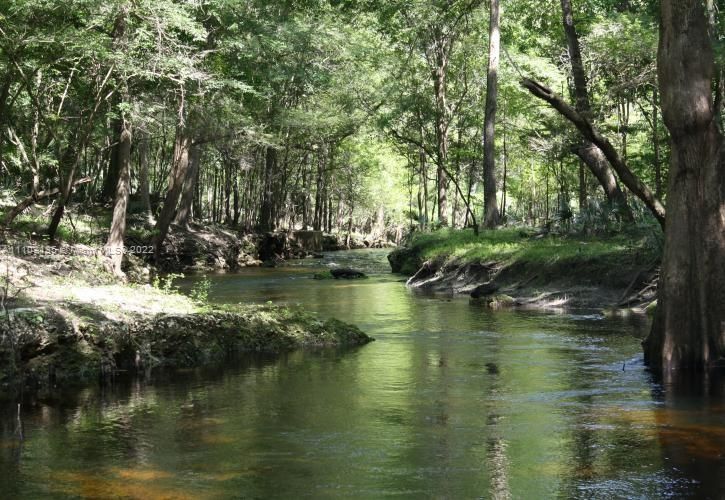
[2,0,695,242]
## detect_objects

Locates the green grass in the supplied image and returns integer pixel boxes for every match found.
[2,208,111,245]
[407,228,660,268]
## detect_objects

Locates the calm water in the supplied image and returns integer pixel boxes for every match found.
[1,249,723,499]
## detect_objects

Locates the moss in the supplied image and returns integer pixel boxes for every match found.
[313,270,334,280]
[1,304,373,394]
[645,300,657,317]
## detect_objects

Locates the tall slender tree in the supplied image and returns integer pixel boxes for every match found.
[482,0,501,228]
[106,4,132,277]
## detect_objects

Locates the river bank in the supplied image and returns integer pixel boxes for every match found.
[388,228,661,311]
[0,242,372,394]
[1,199,396,274]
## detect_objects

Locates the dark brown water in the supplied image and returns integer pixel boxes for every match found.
[1,249,723,499]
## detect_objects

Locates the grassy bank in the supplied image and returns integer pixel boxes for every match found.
[404,228,659,267]
[389,228,661,308]
[0,243,372,394]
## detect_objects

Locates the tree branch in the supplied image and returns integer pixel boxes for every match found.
[521,77,666,228]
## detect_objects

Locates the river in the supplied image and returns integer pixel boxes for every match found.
[1,249,723,498]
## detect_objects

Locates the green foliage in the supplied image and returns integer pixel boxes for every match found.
[190,276,212,304]
[152,273,184,294]
[0,0,671,243]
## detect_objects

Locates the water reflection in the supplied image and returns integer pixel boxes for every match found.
[0,250,722,498]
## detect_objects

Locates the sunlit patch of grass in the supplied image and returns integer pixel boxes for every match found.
[407,228,657,267]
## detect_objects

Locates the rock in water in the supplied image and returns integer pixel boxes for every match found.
[330,268,367,279]
[387,247,421,275]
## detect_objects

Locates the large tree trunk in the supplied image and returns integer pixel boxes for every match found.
[482,0,501,228]
[559,0,633,220]
[153,128,192,258]
[105,114,132,277]
[100,10,130,203]
[643,0,725,371]
[173,145,201,227]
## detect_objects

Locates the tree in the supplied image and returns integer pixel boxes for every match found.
[558,0,632,220]
[105,108,132,276]
[642,0,725,371]
[521,78,666,228]
[105,3,132,277]
[482,0,501,228]
[153,120,193,257]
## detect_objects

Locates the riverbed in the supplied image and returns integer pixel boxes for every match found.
[1,249,723,498]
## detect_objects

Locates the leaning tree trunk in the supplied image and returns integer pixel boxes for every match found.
[105,113,132,277]
[483,0,501,228]
[47,145,78,242]
[521,78,666,228]
[560,0,633,220]
[153,128,192,258]
[643,0,725,371]
[573,144,630,213]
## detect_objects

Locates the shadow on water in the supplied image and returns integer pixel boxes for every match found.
[1,249,723,498]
